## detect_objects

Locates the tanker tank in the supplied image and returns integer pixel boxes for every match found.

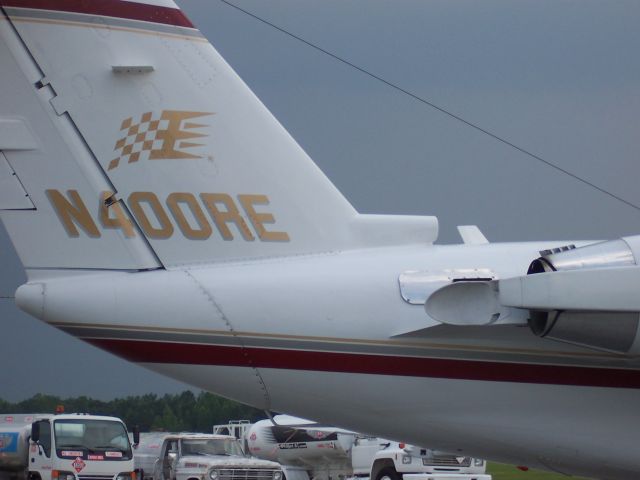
[0,415,44,477]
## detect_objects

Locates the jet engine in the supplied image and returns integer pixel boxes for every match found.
[416,235,640,354]
[518,237,640,354]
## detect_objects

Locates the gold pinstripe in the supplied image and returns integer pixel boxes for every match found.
[48,320,627,361]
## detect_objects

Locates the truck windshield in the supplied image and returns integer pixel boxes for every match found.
[54,419,132,460]
[181,438,244,457]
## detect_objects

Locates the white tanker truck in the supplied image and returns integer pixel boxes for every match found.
[213,417,489,480]
[214,417,351,480]
[0,413,138,480]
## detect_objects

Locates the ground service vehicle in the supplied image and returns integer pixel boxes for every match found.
[227,417,489,480]
[3,1,640,478]
[350,437,489,480]
[0,413,137,480]
[241,417,358,480]
[133,433,281,480]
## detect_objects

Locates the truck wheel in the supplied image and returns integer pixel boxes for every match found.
[376,468,400,480]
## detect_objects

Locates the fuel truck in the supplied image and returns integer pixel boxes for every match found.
[0,413,138,480]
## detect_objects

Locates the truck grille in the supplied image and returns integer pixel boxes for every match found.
[78,476,114,480]
[218,469,278,480]
[430,455,471,467]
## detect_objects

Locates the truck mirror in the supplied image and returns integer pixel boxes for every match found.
[133,426,140,446]
[31,422,40,443]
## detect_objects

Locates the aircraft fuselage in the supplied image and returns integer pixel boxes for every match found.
[16,241,640,480]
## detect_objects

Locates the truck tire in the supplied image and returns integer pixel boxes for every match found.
[376,468,400,480]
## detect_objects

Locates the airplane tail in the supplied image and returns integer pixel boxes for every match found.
[0,0,437,276]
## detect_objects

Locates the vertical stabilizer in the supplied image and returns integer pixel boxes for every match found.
[0,0,437,273]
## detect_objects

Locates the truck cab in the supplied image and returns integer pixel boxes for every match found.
[354,439,490,480]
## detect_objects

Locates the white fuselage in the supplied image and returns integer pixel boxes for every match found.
[15,241,640,480]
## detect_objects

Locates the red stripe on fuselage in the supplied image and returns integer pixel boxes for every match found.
[1,0,194,28]
[85,338,640,389]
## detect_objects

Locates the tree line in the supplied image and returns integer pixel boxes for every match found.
[0,391,266,432]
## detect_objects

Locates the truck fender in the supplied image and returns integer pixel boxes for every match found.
[370,460,397,480]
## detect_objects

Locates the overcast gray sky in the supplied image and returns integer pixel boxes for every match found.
[2,0,640,401]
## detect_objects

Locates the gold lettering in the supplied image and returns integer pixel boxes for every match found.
[200,193,254,241]
[166,192,212,240]
[46,189,288,242]
[238,194,290,242]
[47,189,100,238]
[99,192,135,238]
[128,192,174,239]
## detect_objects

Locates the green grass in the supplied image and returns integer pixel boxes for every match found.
[487,462,589,479]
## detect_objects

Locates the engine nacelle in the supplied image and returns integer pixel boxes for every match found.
[528,238,636,274]
[529,310,640,354]
[523,236,640,354]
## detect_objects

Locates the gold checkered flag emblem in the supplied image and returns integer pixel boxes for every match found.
[109,110,212,170]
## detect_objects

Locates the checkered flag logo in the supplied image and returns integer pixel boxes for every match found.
[108,110,212,171]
